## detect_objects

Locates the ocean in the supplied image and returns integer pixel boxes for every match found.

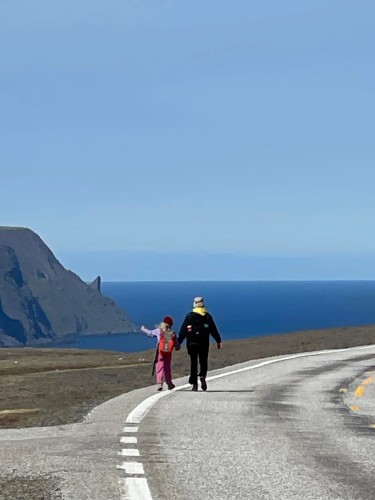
[55,281,375,353]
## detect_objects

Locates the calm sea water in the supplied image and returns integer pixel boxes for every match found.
[55,281,375,353]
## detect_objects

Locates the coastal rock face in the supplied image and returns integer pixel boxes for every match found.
[0,227,136,347]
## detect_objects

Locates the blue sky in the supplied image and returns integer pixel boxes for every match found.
[1,1,374,280]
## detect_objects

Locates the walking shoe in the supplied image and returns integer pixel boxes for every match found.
[168,383,175,390]
[192,384,198,392]
[157,384,163,391]
[200,377,207,391]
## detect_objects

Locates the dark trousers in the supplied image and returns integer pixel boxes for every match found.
[187,344,209,385]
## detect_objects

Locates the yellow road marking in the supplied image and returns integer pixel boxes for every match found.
[354,376,374,398]
[362,377,374,386]
[355,386,365,397]
[349,405,359,412]
[370,424,375,429]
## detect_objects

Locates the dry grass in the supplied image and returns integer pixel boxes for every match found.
[0,324,375,428]
[0,348,158,428]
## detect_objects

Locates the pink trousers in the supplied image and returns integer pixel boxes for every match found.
[155,353,172,386]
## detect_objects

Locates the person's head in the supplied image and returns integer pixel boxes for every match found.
[163,316,173,327]
[193,296,205,308]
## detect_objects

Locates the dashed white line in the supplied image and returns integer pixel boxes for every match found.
[120,448,140,457]
[120,436,137,444]
[117,462,145,475]
[123,426,139,433]
[119,478,153,500]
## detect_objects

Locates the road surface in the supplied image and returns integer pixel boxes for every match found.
[1,345,375,499]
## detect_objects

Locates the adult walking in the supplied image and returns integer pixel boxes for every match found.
[178,296,222,391]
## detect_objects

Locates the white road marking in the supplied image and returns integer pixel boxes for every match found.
[117,462,145,475]
[120,449,140,457]
[123,426,139,433]
[126,390,182,424]
[121,436,138,444]
[118,343,375,500]
[119,478,152,500]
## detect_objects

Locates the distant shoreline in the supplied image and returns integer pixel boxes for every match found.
[29,322,375,353]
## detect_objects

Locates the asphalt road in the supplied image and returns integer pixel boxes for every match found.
[1,345,375,499]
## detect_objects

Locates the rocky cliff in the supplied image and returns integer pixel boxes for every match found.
[0,227,136,347]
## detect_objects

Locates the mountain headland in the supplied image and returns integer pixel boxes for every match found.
[0,227,136,347]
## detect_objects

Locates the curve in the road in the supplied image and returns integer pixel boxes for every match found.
[117,344,375,500]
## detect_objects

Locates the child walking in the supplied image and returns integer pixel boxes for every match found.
[141,316,180,391]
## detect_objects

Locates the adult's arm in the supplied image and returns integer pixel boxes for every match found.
[208,314,222,344]
[177,314,190,345]
[173,332,181,351]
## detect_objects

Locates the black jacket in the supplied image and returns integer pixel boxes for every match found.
[178,311,221,347]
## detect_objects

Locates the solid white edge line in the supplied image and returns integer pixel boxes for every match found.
[126,391,177,424]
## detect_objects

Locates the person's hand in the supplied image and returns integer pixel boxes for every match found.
[140,325,147,333]
[216,343,221,350]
